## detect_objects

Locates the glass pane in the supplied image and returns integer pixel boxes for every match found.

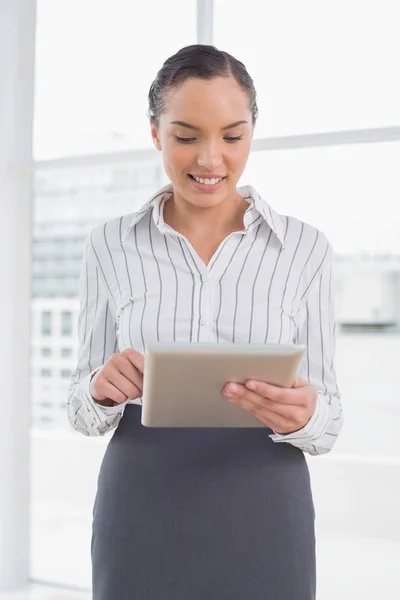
[215,0,400,137]
[30,156,163,588]
[61,347,73,358]
[61,311,73,336]
[34,0,197,159]
[40,310,52,336]
[241,141,400,256]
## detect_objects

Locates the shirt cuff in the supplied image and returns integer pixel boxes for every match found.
[268,393,331,444]
[82,368,129,420]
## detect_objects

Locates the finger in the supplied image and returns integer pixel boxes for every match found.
[224,384,264,407]
[223,384,285,416]
[225,382,297,407]
[114,355,144,391]
[229,395,288,431]
[96,380,129,404]
[106,364,142,399]
[244,380,306,405]
[292,377,309,388]
[228,387,300,421]
[123,348,145,374]
[256,399,304,422]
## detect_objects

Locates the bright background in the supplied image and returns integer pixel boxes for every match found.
[1,0,400,598]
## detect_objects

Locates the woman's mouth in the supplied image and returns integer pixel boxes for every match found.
[188,174,226,192]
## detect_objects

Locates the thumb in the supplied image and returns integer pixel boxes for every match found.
[292,377,309,388]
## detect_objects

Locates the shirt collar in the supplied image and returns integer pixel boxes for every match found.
[241,185,286,248]
[121,183,285,248]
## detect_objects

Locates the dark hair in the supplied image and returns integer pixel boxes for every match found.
[148,44,258,126]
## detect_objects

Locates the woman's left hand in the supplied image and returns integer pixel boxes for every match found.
[222,378,318,434]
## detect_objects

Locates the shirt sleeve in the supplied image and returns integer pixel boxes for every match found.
[269,253,343,455]
[67,235,129,436]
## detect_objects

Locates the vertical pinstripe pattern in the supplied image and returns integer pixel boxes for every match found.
[119,216,133,297]
[88,267,99,373]
[291,230,319,315]
[148,210,162,342]
[127,300,134,349]
[197,281,204,344]
[248,229,272,344]
[134,222,147,351]
[90,234,116,310]
[102,300,109,365]
[300,243,330,304]
[319,273,327,395]
[232,224,261,343]
[306,302,311,382]
[164,236,179,341]
[278,222,304,344]
[178,238,196,342]
[264,216,289,343]
[215,235,245,342]
[104,222,122,304]
[68,184,343,455]
[208,238,230,273]
[178,239,204,343]
[83,249,89,342]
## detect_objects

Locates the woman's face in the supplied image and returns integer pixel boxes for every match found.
[151,76,255,209]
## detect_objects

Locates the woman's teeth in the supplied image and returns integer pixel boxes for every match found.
[192,176,223,185]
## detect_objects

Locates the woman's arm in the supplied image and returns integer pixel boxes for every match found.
[67,235,128,437]
[269,254,344,455]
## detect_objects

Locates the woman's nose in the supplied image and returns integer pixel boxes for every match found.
[197,143,223,170]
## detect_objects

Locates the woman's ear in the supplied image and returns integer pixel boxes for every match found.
[150,122,162,151]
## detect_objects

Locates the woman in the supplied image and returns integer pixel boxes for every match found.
[68,44,343,599]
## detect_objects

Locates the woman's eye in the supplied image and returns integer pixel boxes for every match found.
[176,136,196,143]
[224,135,243,143]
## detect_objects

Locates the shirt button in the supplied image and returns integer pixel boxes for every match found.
[199,317,207,326]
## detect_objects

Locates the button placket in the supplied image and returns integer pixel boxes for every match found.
[197,276,211,342]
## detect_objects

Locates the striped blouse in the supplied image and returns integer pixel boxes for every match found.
[67,183,343,455]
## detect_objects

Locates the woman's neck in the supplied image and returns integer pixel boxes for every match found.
[163,191,249,240]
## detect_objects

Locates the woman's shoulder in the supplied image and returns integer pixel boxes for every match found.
[248,186,332,261]
[87,212,137,253]
[281,212,333,276]
[284,212,331,250]
[87,188,165,252]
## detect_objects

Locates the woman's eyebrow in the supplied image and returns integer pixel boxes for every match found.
[169,120,248,131]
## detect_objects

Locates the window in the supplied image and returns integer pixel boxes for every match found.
[40,368,52,378]
[61,311,73,336]
[41,311,52,336]
[60,347,73,358]
[34,0,197,159]
[40,416,52,424]
[112,167,137,189]
[60,369,72,378]
[241,142,400,256]
[215,0,400,139]
[41,347,52,357]
[40,401,52,408]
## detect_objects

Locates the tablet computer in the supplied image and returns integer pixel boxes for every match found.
[141,343,306,428]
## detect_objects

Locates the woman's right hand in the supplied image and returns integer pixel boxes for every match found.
[89,348,144,406]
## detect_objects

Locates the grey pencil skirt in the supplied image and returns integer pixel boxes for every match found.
[91,404,316,600]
